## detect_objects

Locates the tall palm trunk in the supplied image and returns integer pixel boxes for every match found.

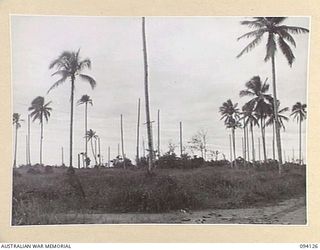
[13,124,18,168]
[28,114,31,165]
[229,133,233,167]
[232,128,237,168]
[243,121,246,161]
[69,76,75,169]
[142,17,154,173]
[299,116,302,165]
[250,123,255,161]
[40,120,43,165]
[260,117,267,162]
[246,126,250,162]
[272,122,275,160]
[120,114,126,169]
[91,139,98,165]
[271,55,283,173]
[136,98,140,164]
[85,102,88,166]
[179,121,183,157]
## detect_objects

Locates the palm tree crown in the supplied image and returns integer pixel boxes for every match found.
[219,99,240,126]
[291,102,307,122]
[266,101,289,130]
[48,50,96,93]
[13,113,23,128]
[237,17,309,66]
[28,96,52,123]
[239,76,273,116]
[86,129,98,142]
[77,94,93,106]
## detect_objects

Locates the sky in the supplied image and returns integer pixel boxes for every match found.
[11,16,310,166]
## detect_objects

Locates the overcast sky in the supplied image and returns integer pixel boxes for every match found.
[11,16,309,166]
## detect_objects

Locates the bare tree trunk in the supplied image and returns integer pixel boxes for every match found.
[246,126,250,162]
[229,133,233,167]
[120,114,126,169]
[258,137,261,162]
[271,55,283,173]
[272,122,275,161]
[179,121,183,157]
[157,109,160,158]
[260,117,267,162]
[108,146,110,167]
[243,121,246,161]
[69,76,75,169]
[136,98,140,164]
[78,154,80,169]
[61,146,64,166]
[142,138,145,158]
[98,136,101,166]
[232,128,237,168]
[40,120,43,166]
[91,139,98,165]
[13,125,18,168]
[250,123,255,161]
[85,102,88,166]
[142,17,154,173]
[299,116,302,165]
[28,114,31,165]
[25,135,28,165]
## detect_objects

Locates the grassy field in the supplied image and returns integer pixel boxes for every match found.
[12,163,306,225]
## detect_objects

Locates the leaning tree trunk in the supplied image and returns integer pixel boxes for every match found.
[260,117,267,162]
[13,124,18,168]
[250,123,255,161]
[232,128,237,168]
[69,76,75,169]
[271,55,283,173]
[40,120,43,165]
[142,17,154,173]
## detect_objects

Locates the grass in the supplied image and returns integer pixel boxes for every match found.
[12,163,306,225]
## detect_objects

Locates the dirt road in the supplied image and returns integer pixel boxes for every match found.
[57,196,306,224]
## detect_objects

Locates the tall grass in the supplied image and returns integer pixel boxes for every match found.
[12,164,306,225]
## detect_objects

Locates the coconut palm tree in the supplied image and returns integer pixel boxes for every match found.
[219,99,241,168]
[240,76,273,162]
[266,101,289,160]
[291,102,307,165]
[241,103,259,161]
[77,94,93,167]
[86,129,98,166]
[48,49,96,170]
[142,17,154,173]
[13,113,23,168]
[28,96,52,166]
[237,17,309,172]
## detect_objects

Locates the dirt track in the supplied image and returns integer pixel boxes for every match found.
[58,196,306,224]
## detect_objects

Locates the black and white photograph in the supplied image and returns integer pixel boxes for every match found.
[11,16,309,225]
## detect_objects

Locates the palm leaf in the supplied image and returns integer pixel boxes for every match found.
[79,74,97,89]
[279,25,309,34]
[277,36,295,66]
[237,33,264,58]
[47,76,68,94]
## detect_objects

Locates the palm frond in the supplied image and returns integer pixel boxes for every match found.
[237,33,264,58]
[237,29,266,41]
[240,20,265,29]
[79,74,97,89]
[47,76,68,94]
[279,25,309,34]
[264,32,276,62]
[277,29,296,47]
[277,36,295,66]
